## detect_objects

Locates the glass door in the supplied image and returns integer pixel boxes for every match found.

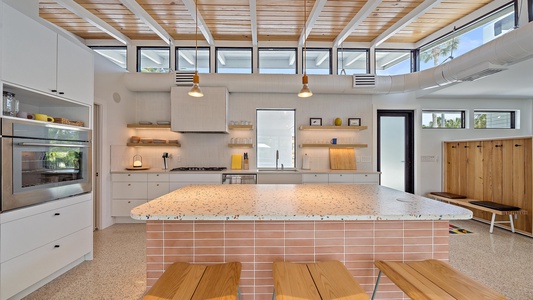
[377,110,414,193]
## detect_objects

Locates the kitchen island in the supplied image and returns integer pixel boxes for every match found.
[131,184,472,300]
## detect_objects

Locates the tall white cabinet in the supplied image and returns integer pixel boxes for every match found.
[0,2,95,299]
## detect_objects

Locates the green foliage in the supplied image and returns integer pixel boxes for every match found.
[420,38,460,66]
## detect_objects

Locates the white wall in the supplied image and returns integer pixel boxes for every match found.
[93,53,136,229]
[373,92,533,195]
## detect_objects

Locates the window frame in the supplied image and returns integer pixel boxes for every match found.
[303,48,332,75]
[137,46,171,73]
[258,47,298,74]
[90,46,127,69]
[375,49,414,75]
[337,48,370,75]
[175,47,211,73]
[421,110,466,129]
[215,47,253,74]
[256,109,297,169]
[473,110,516,129]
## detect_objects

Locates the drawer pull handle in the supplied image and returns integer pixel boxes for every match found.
[54,213,61,216]
[128,184,131,186]
[54,245,60,248]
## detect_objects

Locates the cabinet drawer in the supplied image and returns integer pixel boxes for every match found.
[112,182,147,199]
[1,200,92,263]
[148,182,170,199]
[112,200,146,217]
[328,173,354,183]
[257,173,302,184]
[302,174,328,183]
[148,173,169,182]
[169,173,221,183]
[353,173,380,184]
[111,173,148,182]
[1,226,92,300]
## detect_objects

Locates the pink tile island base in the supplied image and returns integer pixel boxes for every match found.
[146,219,449,300]
[133,184,471,299]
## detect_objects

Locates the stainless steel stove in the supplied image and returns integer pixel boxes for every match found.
[170,167,227,171]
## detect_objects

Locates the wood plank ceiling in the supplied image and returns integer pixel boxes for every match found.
[38,0,494,45]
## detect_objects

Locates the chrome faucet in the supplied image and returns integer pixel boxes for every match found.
[276,150,279,170]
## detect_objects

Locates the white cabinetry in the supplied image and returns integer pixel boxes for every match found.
[148,173,170,199]
[169,173,222,190]
[0,197,92,300]
[257,173,302,184]
[1,4,94,105]
[171,87,228,133]
[111,173,149,219]
[302,172,380,184]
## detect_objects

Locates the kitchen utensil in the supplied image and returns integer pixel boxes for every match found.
[133,154,143,167]
[162,152,169,170]
[329,148,356,170]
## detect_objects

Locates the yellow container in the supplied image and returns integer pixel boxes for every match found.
[231,154,242,170]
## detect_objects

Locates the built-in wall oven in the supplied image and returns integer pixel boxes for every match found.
[1,118,92,212]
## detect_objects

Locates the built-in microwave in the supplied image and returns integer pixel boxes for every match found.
[1,118,92,212]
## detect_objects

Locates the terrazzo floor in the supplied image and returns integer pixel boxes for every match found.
[22,220,533,300]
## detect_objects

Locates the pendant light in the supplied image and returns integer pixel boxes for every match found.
[188,0,203,97]
[298,0,312,98]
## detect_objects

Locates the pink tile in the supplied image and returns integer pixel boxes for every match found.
[315,221,344,230]
[285,230,314,239]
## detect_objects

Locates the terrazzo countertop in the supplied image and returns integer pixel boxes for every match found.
[130,184,472,221]
[112,169,380,174]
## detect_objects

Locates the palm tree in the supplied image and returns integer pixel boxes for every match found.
[421,37,460,66]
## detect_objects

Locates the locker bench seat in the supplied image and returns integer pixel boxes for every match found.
[427,192,526,233]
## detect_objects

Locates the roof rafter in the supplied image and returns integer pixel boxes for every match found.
[249,0,258,46]
[333,0,384,47]
[371,0,443,48]
[181,0,215,46]
[54,0,132,45]
[118,0,175,45]
[299,0,328,47]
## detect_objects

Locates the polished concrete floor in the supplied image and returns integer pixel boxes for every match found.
[23,220,533,300]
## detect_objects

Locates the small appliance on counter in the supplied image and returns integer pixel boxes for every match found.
[162,152,169,170]
[126,154,149,170]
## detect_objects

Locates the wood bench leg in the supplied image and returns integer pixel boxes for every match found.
[510,214,515,233]
[370,270,382,300]
[490,213,496,233]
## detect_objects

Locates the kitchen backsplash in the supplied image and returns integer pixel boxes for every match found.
[112,91,374,171]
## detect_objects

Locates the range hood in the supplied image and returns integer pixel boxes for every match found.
[170,86,229,133]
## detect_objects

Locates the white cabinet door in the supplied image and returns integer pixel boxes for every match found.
[148,173,170,182]
[328,173,354,184]
[169,173,221,183]
[111,200,146,217]
[257,173,302,184]
[57,35,94,104]
[1,4,57,93]
[112,182,148,199]
[353,173,380,184]
[112,173,147,182]
[302,173,328,183]
[148,182,170,199]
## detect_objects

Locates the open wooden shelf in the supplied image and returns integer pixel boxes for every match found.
[228,143,254,148]
[299,125,367,131]
[127,143,180,147]
[299,144,367,148]
[228,124,254,130]
[127,124,171,129]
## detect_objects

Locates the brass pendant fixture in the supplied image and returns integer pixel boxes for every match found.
[298,0,312,98]
[188,0,203,97]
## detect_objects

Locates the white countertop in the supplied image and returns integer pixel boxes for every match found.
[130,184,472,221]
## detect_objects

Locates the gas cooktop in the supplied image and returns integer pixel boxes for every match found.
[170,167,227,171]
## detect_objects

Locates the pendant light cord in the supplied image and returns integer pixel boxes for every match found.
[303,0,307,74]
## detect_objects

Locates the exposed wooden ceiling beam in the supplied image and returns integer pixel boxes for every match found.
[118,0,175,45]
[182,0,215,46]
[54,0,132,45]
[371,0,443,48]
[299,0,328,47]
[249,0,258,46]
[334,0,384,48]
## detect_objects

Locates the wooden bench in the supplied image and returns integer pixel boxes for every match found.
[372,259,507,300]
[427,192,527,233]
[143,262,241,300]
[272,260,370,300]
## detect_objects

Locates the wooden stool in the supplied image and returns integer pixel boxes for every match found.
[272,260,370,300]
[372,259,507,300]
[143,262,241,300]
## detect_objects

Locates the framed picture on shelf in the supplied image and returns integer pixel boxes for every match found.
[348,118,361,126]
[310,118,322,126]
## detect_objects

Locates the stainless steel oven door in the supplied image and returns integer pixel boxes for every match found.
[1,136,92,212]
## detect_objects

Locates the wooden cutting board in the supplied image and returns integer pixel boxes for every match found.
[329,148,356,170]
